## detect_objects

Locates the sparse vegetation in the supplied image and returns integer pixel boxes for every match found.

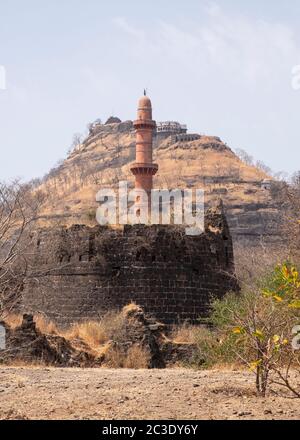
[170,322,199,344]
[2,305,159,369]
[191,263,300,397]
[104,344,151,369]
[0,180,44,319]
[63,311,125,348]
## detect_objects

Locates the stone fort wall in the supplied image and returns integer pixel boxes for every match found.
[22,207,237,326]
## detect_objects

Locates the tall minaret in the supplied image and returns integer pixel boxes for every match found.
[130,92,158,216]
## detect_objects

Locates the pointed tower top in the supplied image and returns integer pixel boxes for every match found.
[216,198,225,213]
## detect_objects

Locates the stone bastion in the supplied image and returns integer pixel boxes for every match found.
[22,205,238,326]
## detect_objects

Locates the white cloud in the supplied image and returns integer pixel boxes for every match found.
[198,9,299,84]
[158,21,200,54]
[112,5,300,87]
[205,1,222,18]
[112,17,144,39]
[292,65,300,90]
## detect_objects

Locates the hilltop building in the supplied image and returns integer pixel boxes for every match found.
[156,121,200,143]
[156,121,187,135]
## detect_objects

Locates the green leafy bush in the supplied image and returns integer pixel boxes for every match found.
[195,262,300,396]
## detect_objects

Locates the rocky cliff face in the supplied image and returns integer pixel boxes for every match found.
[35,119,281,247]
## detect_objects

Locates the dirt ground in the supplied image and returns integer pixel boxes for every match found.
[0,367,299,420]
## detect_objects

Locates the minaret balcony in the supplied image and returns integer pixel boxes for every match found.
[133,119,156,130]
[130,163,158,176]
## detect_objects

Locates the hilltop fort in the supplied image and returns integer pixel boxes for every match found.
[22,94,239,325]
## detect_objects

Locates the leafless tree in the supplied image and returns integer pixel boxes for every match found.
[269,179,300,262]
[291,170,300,188]
[256,160,272,175]
[235,148,254,166]
[68,133,83,155]
[0,181,44,318]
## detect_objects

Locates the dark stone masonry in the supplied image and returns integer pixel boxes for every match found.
[22,204,238,326]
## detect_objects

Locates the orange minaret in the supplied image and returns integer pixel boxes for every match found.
[130,92,158,201]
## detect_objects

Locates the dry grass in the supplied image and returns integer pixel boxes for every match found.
[34,315,59,335]
[3,310,127,350]
[2,313,23,329]
[104,345,150,369]
[62,311,125,348]
[2,313,59,335]
[170,323,200,344]
[210,363,245,371]
[64,321,108,347]
[122,302,143,315]
[124,345,150,369]
[4,358,47,368]
[2,306,195,369]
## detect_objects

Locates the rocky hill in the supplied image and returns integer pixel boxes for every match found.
[34,118,281,247]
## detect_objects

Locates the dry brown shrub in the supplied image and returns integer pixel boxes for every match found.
[170,323,200,344]
[122,302,143,315]
[34,314,59,335]
[102,346,125,367]
[2,313,23,329]
[124,345,150,369]
[3,313,59,335]
[63,311,125,348]
[63,321,106,347]
[105,344,150,369]
[3,309,127,351]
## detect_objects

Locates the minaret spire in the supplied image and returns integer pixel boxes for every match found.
[130,94,158,218]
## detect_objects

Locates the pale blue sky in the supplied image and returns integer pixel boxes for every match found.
[0,0,300,181]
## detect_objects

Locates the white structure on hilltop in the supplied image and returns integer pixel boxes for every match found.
[156,121,187,134]
[261,178,273,190]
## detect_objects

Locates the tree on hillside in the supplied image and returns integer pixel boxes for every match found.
[291,170,300,188]
[68,133,83,155]
[269,179,300,263]
[0,181,44,317]
[256,160,272,175]
[235,148,254,166]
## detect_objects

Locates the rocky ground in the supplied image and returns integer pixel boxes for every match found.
[0,367,299,420]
